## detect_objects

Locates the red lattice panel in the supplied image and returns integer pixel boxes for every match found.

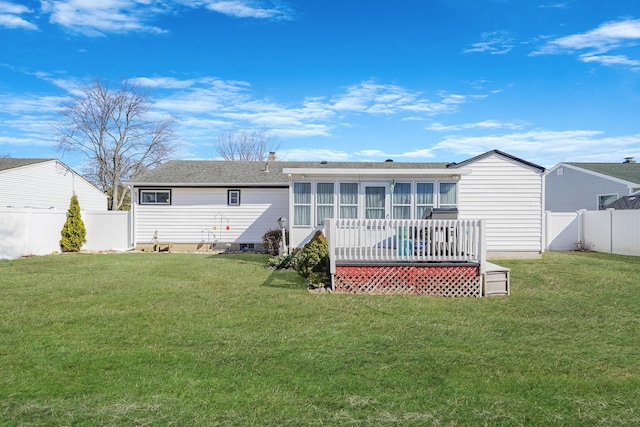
[334,265,481,297]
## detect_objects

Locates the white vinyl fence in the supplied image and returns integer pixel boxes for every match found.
[0,207,131,260]
[546,209,640,256]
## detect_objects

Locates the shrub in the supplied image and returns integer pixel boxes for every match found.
[262,228,289,256]
[295,230,330,288]
[60,194,87,252]
[266,250,300,270]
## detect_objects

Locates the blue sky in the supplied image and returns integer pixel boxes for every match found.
[1,0,640,169]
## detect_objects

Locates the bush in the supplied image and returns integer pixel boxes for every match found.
[266,250,300,270]
[60,194,87,252]
[295,230,330,288]
[262,228,289,256]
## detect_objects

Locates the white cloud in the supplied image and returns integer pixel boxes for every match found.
[427,120,527,132]
[37,1,293,36]
[532,18,640,69]
[199,0,292,20]
[433,129,640,166]
[0,1,37,30]
[41,0,167,36]
[464,31,515,55]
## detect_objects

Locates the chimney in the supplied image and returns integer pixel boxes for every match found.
[268,151,276,162]
[623,157,636,164]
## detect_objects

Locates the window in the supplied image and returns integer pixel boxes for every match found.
[140,189,170,205]
[339,183,358,219]
[316,182,334,226]
[598,194,618,210]
[228,190,240,206]
[416,182,434,218]
[365,186,386,219]
[392,182,411,219]
[439,182,457,207]
[239,243,255,251]
[293,182,311,226]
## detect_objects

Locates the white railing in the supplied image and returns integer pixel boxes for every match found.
[325,218,486,273]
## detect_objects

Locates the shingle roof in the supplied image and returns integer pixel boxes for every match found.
[127,160,451,185]
[605,195,640,210]
[566,162,640,184]
[0,158,53,172]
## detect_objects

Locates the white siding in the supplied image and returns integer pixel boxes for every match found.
[546,164,630,212]
[134,187,288,245]
[458,154,544,254]
[0,160,107,211]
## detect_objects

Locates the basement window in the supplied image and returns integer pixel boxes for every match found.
[140,189,171,205]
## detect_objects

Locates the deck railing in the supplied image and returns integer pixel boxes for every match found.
[325,218,486,274]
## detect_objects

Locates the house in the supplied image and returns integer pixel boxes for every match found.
[605,192,640,210]
[127,150,545,260]
[0,158,107,210]
[545,159,640,212]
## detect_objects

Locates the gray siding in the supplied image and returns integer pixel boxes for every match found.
[546,165,629,212]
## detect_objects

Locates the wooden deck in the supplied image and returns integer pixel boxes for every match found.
[324,219,509,297]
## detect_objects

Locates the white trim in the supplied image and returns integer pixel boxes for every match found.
[282,167,471,176]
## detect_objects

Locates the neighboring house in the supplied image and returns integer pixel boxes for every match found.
[0,158,107,210]
[127,150,545,259]
[605,192,640,210]
[545,159,640,212]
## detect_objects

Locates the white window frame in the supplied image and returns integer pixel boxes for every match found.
[293,182,312,226]
[416,182,435,218]
[316,182,335,226]
[598,193,618,210]
[338,182,359,219]
[391,182,412,219]
[140,189,171,205]
[438,182,458,208]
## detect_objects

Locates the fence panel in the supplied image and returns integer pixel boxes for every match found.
[0,207,131,259]
[545,211,579,251]
[611,210,640,256]
[546,209,640,256]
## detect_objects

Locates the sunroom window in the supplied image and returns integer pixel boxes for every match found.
[439,182,457,207]
[392,182,411,219]
[293,182,311,226]
[416,182,434,218]
[316,182,334,226]
[339,183,358,219]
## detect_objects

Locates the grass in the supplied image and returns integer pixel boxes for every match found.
[0,251,639,426]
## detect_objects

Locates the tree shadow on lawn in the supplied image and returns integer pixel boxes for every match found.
[206,252,307,291]
[262,268,308,291]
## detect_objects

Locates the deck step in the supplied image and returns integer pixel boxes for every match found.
[483,262,510,296]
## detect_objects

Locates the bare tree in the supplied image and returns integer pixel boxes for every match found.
[56,79,176,210]
[215,127,279,161]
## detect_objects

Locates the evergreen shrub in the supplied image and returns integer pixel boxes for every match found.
[295,230,330,287]
[60,194,87,252]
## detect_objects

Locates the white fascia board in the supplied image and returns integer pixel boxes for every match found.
[282,168,471,177]
[126,182,288,187]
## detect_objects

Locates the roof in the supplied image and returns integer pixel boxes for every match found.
[605,195,640,210]
[127,159,451,186]
[564,162,640,185]
[0,158,53,172]
[447,149,546,172]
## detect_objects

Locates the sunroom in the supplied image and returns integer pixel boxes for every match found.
[282,165,507,297]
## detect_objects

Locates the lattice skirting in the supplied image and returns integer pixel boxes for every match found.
[333,264,481,297]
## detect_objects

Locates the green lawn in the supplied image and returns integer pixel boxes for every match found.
[1,251,638,426]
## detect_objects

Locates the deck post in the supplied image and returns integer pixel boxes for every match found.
[479,219,487,274]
